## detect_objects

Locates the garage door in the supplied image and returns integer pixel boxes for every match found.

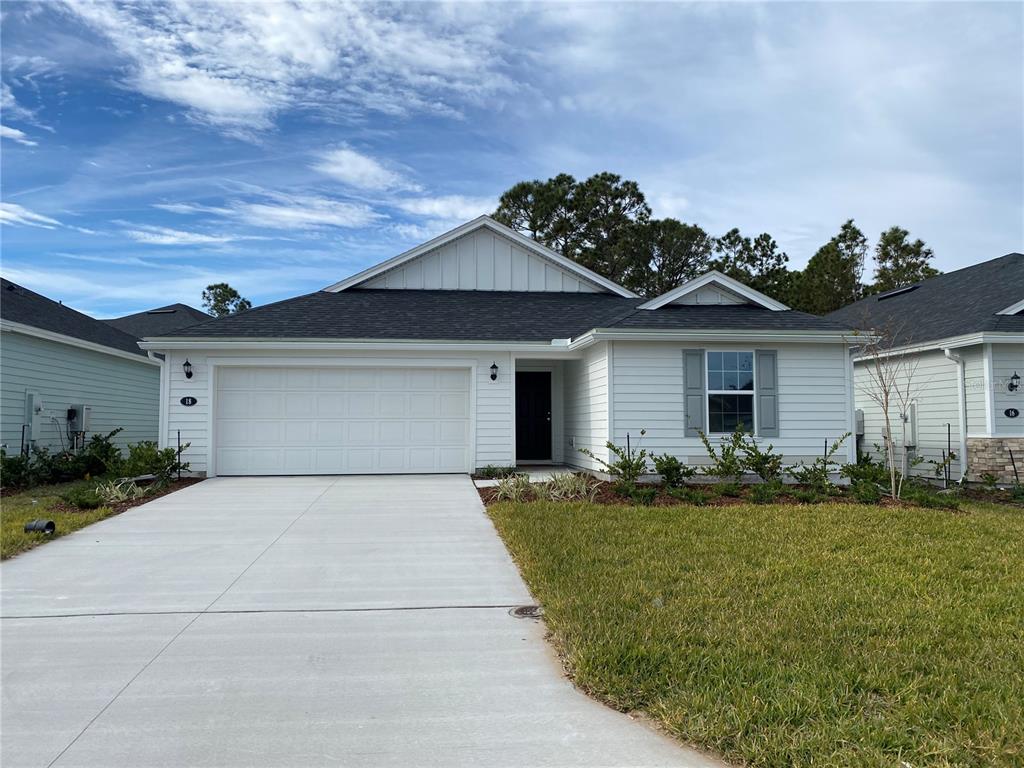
[214,366,472,475]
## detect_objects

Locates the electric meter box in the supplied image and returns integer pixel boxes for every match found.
[68,404,92,433]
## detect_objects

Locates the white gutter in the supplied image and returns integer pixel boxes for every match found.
[943,347,969,482]
[850,331,1024,362]
[568,328,854,350]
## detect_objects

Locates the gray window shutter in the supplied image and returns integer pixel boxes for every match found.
[683,349,705,437]
[756,349,779,437]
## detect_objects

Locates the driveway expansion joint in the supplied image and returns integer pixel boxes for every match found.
[3,604,528,621]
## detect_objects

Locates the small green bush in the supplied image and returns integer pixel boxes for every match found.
[841,452,890,487]
[60,487,103,510]
[0,450,32,489]
[494,473,533,503]
[903,487,959,510]
[652,454,695,488]
[740,439,784,483]
[792,489,825,504]
[1012,483,1024,502]
[698,426,745,484]
[122,441,190,483]
[851,480,883,504]
[629,485,658,506]
[542,472,599,502]
[580,431,649,484]
[714,481,743,498]
[787,433,850,495]
[667,486,710,505]
[749,481,783,504]
[476,465,518,479]
[978,473,999,492]
[96,478,147,504]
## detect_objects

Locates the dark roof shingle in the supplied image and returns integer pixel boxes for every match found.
[105,303,210,337]
[1,278,148,357]
[150,289,850,342]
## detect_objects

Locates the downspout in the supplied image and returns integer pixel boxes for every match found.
[943,348,968,482]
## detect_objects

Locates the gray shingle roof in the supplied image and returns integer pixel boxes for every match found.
[149,289,850,342]
[104,303,210,337]
[0,278,146,357]
[826,253,1024,346]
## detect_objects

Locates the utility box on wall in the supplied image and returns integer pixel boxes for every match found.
[68,404,92,433]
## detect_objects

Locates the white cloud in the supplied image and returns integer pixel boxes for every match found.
[120,223,256,246]
[155,191,382,231]
[153,202,232,215]
[0,82,36,122]
[0,202,60,228]
[0,124,37,146]
[59,1,518,136]
[394,195,494,222]
[312,147,416,191]
[650,193,690,220]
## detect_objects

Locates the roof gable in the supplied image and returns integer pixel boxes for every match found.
[324,216,636,297]
[637,271,790,311]
[105,303,211,338]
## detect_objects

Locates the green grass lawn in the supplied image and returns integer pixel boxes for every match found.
[1,480,117,560]
[489,500,1024,767]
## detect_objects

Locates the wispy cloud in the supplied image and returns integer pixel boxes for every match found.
[59,1,518,137]
[394,195,494,222]
[155,191,383,231]
[0,202,60,228]
[312,147,417,191]
[0,124,37,146]
[119,223,263,246]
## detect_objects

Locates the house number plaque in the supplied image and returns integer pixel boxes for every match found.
[1006,408,1020,419]
[180,396,198,407]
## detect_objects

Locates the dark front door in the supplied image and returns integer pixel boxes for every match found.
[516,371,552,461]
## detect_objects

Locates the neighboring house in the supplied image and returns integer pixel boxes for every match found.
[828,254,1024,484]
[140,216,858,478]
[104,303,211,338]
[0,279,161,454]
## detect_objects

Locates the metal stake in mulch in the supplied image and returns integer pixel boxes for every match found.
[1010,449,1020,486]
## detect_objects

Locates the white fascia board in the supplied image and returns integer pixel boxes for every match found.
[848,331,1024,362]
[137,338,582,355]
[567,328,852,350]
[996,297,1024,315]
[321,215,637,298]
[1,320,160,365]
[636,270,790,311]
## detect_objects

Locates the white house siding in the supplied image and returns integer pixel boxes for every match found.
[0,331,159,453]
[162,349,515,476]
[992,343,1024,436]
[963,346,987,436]
[610,341,852,466]
[563,343,610,470]
[853,348,965,478]
[360,228,601,293]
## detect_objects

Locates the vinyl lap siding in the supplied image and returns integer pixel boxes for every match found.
[611,341,851,465]
[0,331,158,452]
[992,343,1024,436]
[563,343,609,470]
[163,349,515,476]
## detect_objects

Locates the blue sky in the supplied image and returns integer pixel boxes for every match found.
[1,1,1021,317]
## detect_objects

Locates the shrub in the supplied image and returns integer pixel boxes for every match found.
[667,486,709,505]
[79,428,125,476]
[787,433,850,495]
[1012,483,1024,503]
[714,481,743,498]
[749,481,783,504]
[0,450,32,489]
[579,430,649,484]
[739,438,784,483]
[628,485,658,506]
[542,472,599,502]
[476,465,518,480]
[851,480,883,504]
[652,454,695,488]
[96,478,147,504]
[841,452,890,487]
[978,473,999,492]
[903,486,959,511]
[121,441,190,483]
[60,486,103,510]
[792,489,825,504]
[698,426,745,484]
[494,473,533,503]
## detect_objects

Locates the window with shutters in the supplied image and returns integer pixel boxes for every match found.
[706,351,755,433]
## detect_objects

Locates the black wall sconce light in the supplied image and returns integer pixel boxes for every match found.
[183,359,194,379]
[1010,371,1020,392]
[490,362,499,381]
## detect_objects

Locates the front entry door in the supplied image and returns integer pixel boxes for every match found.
[516,371,552,461]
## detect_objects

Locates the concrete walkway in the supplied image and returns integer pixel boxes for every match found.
[2,476,719,767]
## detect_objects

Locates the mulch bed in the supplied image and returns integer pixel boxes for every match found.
[50,477,204,516]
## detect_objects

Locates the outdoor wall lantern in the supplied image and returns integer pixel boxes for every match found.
[490,362,499,381]
[183,359,194,379]
[1010,371,1020,392]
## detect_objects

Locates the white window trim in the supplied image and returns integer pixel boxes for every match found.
[705,349,757,435]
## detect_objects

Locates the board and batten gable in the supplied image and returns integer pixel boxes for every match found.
[609,341,854,465]
[162,348,516,476]
[357,227,604,293]
[0,331,159,452]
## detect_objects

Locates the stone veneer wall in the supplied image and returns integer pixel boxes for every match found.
[966,438,1024,484]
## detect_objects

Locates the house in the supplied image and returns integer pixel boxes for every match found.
[139,216,858,478]
[0,279,162,454]
[827,254,1024,484]
[104,303,210,338]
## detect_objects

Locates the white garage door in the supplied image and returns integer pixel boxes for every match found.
[214,366,472,475]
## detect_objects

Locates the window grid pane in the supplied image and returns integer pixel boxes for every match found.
[708,393,754,433]
[707,351,755,392]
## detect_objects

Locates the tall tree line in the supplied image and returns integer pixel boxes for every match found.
[492,173,940,313]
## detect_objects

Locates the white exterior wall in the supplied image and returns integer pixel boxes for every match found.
[563,343,610,470]
[991,343,1024,436]
[963,346,987,436]
[853,348,965,478]
[610,341,853,465]
[162,349,515,476]
[359,228,601,293]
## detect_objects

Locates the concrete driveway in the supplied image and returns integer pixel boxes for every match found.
[2,476,718,768]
